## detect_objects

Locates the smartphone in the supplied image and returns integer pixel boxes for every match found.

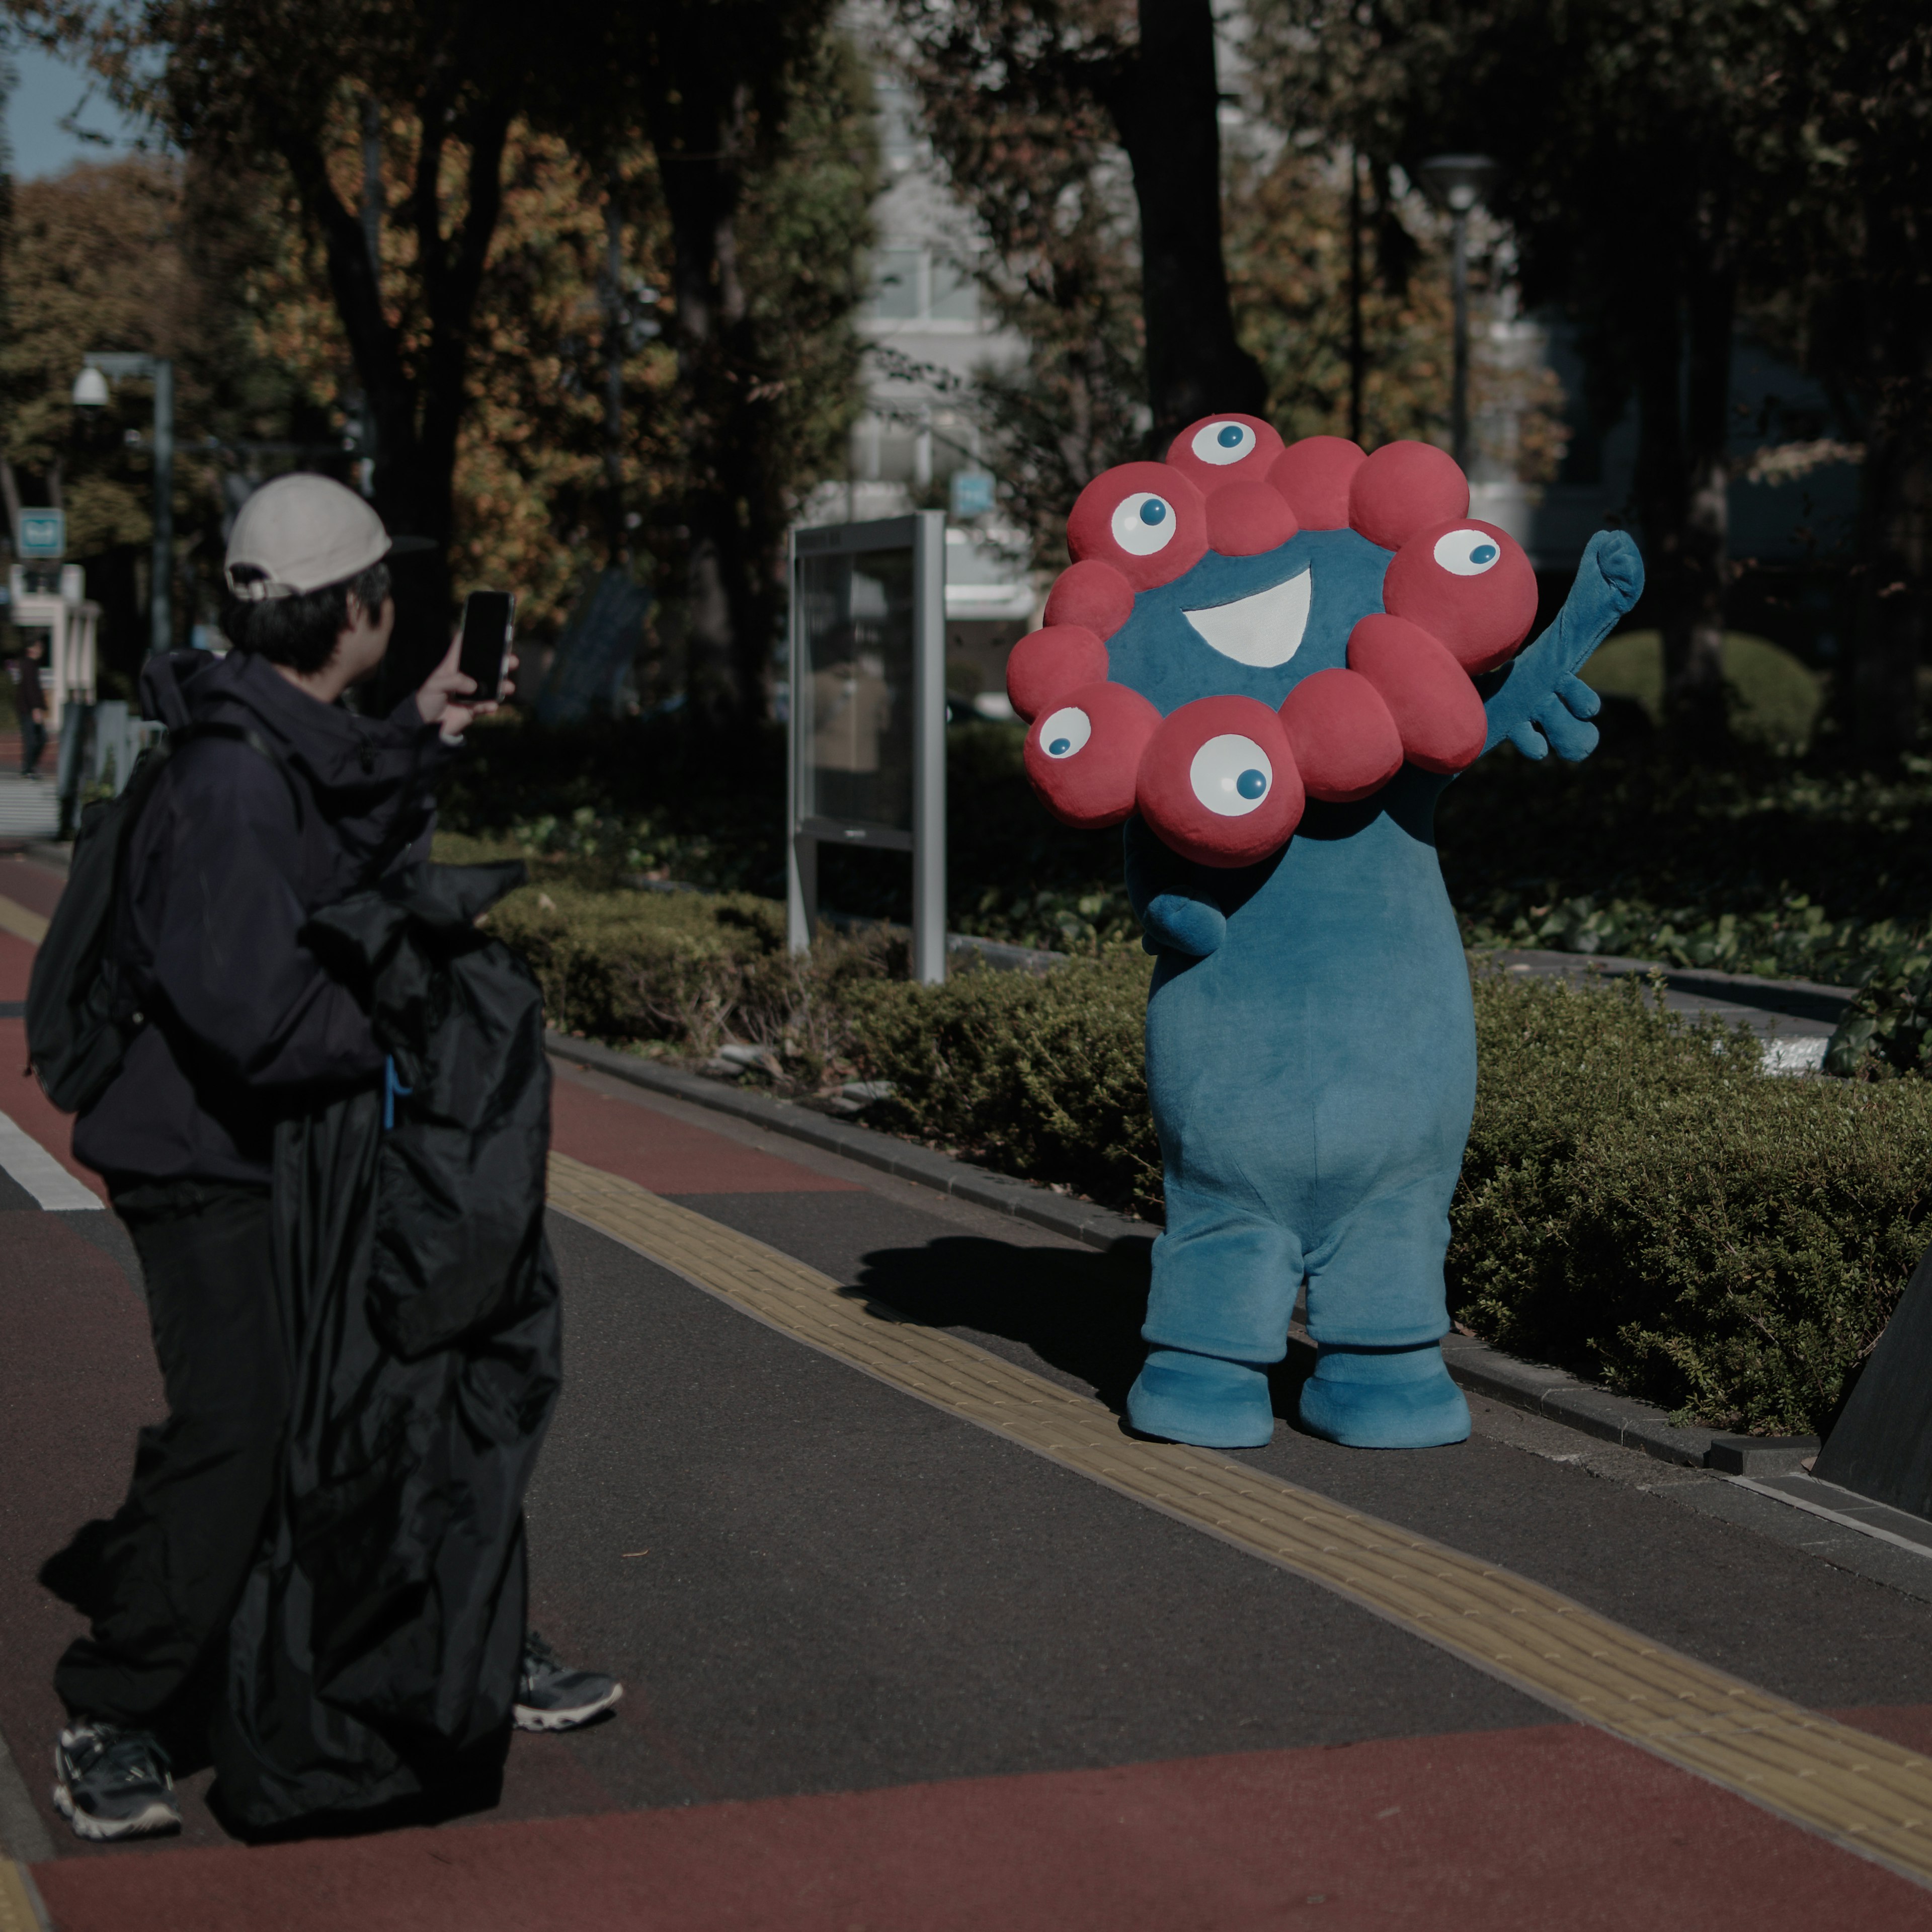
[457,591,516,701]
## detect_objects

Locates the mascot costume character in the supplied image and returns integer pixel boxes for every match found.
[1009,421,1644,1451]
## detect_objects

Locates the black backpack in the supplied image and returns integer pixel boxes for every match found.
[26,720,300,1113]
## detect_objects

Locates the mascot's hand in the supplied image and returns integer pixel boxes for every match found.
[1482,528,1645,763]
[1124,814,1227,958]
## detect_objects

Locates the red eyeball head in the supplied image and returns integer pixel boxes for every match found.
[1164,414,1286,495]
[1137,694,1305,868]
[1346,615,1486,774]
[1024,681,1161,831]
[1381,519,1538,674]
[1006,624,1110,723]
[1279,669,1404,803]
[1269,435,1366,530]
[1206,481,1298,557]
[1067,461,1208,592]
[1043,558,1136,640]
[1348,441,1470,552]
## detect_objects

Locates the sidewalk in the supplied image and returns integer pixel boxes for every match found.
[4,854,1932,1929]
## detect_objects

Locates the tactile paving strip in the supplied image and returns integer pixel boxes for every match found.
[547,1150,1932,1887]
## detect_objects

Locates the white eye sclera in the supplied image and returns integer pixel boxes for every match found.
[1433,528,1503,576]
[1039,706,1092,759]
[1190,734,1272,817]
[1112,492,1177,555]
[1191,421,1257,466]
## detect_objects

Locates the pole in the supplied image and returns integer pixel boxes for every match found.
[359,98,383,498]
[1450,210,1470,474]
[150,358,174,656]
[1347,145,1365,447]
[910,509,946,985]
[601,186,626,564]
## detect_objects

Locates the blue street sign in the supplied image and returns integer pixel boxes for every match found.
[949,469,995,519]
[18,510,64,559]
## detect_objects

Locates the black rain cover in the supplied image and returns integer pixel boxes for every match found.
[213,862,562,1830]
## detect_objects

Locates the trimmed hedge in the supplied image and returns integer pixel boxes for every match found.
[455,852,1932,1436]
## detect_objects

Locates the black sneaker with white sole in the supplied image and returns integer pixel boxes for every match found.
[514,1630,623,1732]
[53,1721,180,1841]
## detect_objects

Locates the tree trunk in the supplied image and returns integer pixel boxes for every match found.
[648,74,776,723]
[1848,195,1931,756]
[1099,0,1266,449]
[1627,247,1732,748]
[276,92,513,706]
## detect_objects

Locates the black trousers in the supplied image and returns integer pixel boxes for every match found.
[54,1180,291,1729]
[20,716,45,777]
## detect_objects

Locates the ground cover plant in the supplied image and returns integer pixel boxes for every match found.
[456,839,1932,1436]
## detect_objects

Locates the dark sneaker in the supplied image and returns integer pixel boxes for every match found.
[514,1630,623,1733]
[52,1721,180,1841]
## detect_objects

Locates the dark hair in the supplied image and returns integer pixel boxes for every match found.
[223,561,392,674]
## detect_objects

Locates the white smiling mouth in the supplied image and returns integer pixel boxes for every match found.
[1182,569,1312,669]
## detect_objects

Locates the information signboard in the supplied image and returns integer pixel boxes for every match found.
[18,509,64,559]
[787,511,946,982]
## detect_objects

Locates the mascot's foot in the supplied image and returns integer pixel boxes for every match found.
[1298,1342,1471,1449]
[1127,1348,1275,1448]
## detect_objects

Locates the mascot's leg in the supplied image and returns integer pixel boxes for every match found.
[1296,1178,1470,1449]
[1127,1183,1302,1448]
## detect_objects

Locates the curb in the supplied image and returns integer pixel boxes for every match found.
[1439,1332,1816,1474]
[545,1033,1154,1256]
[1480,946,1854,1027]
[546,1031,1818,1477]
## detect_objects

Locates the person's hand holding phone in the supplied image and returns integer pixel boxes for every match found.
[420,589,518,742]
[418,638,518,743]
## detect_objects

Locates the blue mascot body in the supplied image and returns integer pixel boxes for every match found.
[1007,421,1644,1450]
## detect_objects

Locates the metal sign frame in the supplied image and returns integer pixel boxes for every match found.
[786,510,946,983]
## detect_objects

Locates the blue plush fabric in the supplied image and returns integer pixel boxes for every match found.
[1117,529,1645,1448]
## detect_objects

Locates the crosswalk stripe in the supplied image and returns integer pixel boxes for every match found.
[545,1148,1932,1892]
[0,1112,99,1211]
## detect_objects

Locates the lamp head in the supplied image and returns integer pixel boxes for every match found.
[71,366,110,410]
[1417,154,1500,215]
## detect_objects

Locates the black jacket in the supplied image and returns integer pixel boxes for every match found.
[74,650,448,1185]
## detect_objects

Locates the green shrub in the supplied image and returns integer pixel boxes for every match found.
[1823,927,1932,1079]
[465,853,1932,1434]
[854,945,1160,1214]
[457,853,898,1087]
[1454,970,1932,1434]
[1587,629,1824,750]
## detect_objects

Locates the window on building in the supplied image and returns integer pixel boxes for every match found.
[929,259,980,323]
[865,250,923,321]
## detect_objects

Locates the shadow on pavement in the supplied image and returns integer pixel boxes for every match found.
[847,1233,1318,1427]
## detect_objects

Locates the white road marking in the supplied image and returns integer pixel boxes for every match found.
[0,1110,99,1210]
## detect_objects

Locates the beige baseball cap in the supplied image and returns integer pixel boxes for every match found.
[224,473,395,602]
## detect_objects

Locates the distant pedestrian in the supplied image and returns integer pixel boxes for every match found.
[18,636,46,776]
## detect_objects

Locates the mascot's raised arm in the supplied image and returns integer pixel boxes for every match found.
[1011,420,1644,1451]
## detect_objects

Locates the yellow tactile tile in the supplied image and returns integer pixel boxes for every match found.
[0,895,48,946]
[546,1149,1932,1888]
[0,1861,42,1932]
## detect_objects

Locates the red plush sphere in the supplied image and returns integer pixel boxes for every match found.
[1066,461,1208,592]
[1348,441,1470,552]
[1024,681,1161,831]
[1380,519,1538,674]
[1164,414,1286,495]
[1205,481,1299,558]
[1043,558,1136,640]
[1345,615,1486,774]
[1268,435,1365,530]
[1006,625,1110,723]
[1137,694,1305,868]
[1279,669,1404,803]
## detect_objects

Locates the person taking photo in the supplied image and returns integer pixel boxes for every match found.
[48,473,618,1842]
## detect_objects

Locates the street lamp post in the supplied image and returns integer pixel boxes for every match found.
[72,352,175,656]
[1417,156,1500,475]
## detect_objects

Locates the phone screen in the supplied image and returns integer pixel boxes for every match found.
[457,591,515,700]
